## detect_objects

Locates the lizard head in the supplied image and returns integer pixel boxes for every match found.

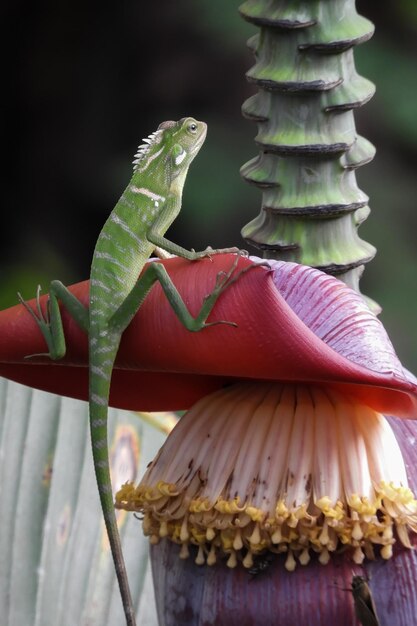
[132,117,207,180]
[160,117,207,173]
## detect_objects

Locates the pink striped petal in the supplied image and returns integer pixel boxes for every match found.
[271,260,404,377]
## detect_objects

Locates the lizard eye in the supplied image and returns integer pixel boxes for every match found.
[188,122,198,133]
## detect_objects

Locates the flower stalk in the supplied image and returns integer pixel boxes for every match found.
[239,0,377,307]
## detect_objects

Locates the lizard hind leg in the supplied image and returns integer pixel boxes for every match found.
[18,280,89,360]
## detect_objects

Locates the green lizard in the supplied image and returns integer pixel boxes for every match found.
[19,117,253,626]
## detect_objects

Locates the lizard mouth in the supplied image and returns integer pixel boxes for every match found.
[191,122,207,154]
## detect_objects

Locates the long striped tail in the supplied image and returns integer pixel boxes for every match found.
[89,341,136,626]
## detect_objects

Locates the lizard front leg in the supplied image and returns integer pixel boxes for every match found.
[147,227,243,260]
[109,256,253,335]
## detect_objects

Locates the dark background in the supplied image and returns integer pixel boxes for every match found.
[2,1,417,372]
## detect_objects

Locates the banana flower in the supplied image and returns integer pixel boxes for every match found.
[1,254,417,624]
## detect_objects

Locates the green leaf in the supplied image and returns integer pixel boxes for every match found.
[0,378,162,625]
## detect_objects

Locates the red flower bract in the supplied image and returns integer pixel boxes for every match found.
[0,254,416,416]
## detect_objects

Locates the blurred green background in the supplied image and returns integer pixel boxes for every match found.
[2,1,417,373]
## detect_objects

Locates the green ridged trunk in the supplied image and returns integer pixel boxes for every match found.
[240,0,377,308]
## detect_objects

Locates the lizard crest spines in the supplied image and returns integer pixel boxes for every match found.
[132,129,164,170]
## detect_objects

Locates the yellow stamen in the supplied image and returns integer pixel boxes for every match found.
[242,550,254,569]
[179,542,189,559]
[285,550,296,572]
[233,528,243,551]
[195,544,205,565]
[299,547,310,565]
[207,544,217,566]
[227,551,238,568]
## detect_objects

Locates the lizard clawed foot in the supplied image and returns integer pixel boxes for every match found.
[191,246,215,261]
[198,255,270,329]
[205,255,270,305]
[17,286,55,359]
[210,254,241,293]
[24,351,55,359]
[192,246,249,261]
[214,257,271,293]
[18,285,50,326]
[211,246,250,257]
[203,319,238,329]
